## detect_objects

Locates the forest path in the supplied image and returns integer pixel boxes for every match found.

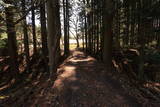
[0,50,143,107]
[48,50,141,107]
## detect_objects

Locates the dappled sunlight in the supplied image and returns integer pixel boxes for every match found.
[0,0,159,105]
[32,81,40,85]
[50,50,143,106]
[0,84,9,91]
[60,66,76,78]
[143,82,160,87]
[0,95,9,100]
[0,78,16,91]
[53,66,77,90]
[72,51,84,56]
[64,66,76,71]
[52,51,100,94]
[70,56,96,63]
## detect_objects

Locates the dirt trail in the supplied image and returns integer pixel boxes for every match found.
[50,51,141,107]
[0,51,145,107]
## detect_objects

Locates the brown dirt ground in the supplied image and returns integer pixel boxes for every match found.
[1,51,160,107]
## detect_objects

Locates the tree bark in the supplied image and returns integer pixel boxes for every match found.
[46,0,61,74]
[31,0,37,54]
[66,0,70,54]
[5,1,19,77]
[22,0,30,71]
[40,2,48,56]
[103,0,114,72]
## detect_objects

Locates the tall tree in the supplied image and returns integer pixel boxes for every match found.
[4,0,19,77]
[40,1,48,56]
[31,0,37,54]
[63,0,70,56]
[22,0,30,71]
[46,0,61,74]
[137,0,144,79]
[63,0,68,55]
[103,0,114,72]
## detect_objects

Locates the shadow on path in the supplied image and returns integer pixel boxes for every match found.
[52,51,141,107]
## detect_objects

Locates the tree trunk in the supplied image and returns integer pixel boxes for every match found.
[76,38,80,48]
[22,0,30,71]
[31,0,37,54]
[5,1,19,77]
[137,1,144,80]
[40,2,48,56]
[75,22,79,48]
[82,20,85,50]
[63,0,69,56]
[66,0,70,54]
[84,14,88,51]
[46,0,61,74]
[103,0,114,72]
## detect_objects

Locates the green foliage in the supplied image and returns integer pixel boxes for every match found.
[17,39,23,46]
[0,33,7,48]
[0,33,7,39]
[0,38,7,48]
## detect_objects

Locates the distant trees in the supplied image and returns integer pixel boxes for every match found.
[77,0,115,71]
[77,0,160,79]
[1,0,160,81]
[70,14,80,48]
[77,0,104,58]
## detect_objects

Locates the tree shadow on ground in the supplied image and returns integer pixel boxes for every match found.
[53,51,142,107]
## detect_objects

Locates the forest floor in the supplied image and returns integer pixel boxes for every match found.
[0,50,160,107]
